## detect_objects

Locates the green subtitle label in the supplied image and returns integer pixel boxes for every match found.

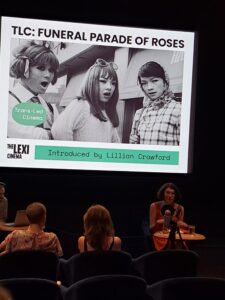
[12,103,47,126]
[35,146,179,165]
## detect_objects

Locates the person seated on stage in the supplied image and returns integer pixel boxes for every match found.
[78,204,121,252]
[0,202,63,256]
[149,182,188,250]
[0,182,8,223]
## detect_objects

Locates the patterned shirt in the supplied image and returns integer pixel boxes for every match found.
[0,230,63,256]
[130,99,181,145]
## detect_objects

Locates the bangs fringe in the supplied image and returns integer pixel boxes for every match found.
[31,51,59,71]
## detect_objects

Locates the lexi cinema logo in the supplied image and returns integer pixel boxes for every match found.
[7,143,30,159]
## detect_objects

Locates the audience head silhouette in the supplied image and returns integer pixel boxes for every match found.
[83,204,115,251]
[26,202,46,227]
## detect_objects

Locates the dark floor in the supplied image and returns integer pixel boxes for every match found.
[192,240,225,278]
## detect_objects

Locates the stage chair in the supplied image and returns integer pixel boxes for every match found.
[132,249,199,285]
[147,276,225,300]
[0,250,59,281]
[0,278,63,300]
[58,250,134,286]
[64,274,153,300]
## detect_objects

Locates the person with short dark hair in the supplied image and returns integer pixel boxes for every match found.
[130,61,181,145]
[0,202,63,256]
[0,182,8,223]
[78,204,121,252]
[8,39,59,139]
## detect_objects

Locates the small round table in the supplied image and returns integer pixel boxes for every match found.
[154,231,206,241]
[153,230,206,250]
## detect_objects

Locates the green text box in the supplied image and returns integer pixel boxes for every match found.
[35,146,179,165]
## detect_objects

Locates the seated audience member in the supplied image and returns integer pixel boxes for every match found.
[78,204,121,252]
[0,182,8,222]
[0,202,63,256]
[149,182,188,250]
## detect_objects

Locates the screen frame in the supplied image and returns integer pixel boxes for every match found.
[0,16,197,174]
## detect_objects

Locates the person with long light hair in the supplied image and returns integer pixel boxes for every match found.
[52,58,120,142]
[78,204,121,252]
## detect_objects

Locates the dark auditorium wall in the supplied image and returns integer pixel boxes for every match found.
[0,1,224,259]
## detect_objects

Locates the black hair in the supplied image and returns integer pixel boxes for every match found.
[138,61,169,87]
[157,182,181,202]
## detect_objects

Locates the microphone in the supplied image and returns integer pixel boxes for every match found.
[163,209,171,231]
[161,204,175,216]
